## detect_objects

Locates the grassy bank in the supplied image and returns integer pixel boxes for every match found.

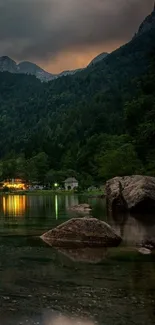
[81,190,104,197]
[0,190,75,196]
[0,189,105,196]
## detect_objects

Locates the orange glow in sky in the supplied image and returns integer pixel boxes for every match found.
[40,42,121,73]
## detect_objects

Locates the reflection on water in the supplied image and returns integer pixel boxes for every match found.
[0,194,98,236]
[1,194,155,248]
[1,194,78,218]
[109,210,155,247]
[0,194,155,325]
[43,313,95,325]
[1,194,85,220]
[56,247,107,263]
[3,195,26,216]
[65,195,79,208]
[55,195,58,220]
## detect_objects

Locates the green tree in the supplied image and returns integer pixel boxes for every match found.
[25,158,38,182]
[2,159,17,179]
[98,143,143,181]
[16,156,27,179]
[32,152,49,183]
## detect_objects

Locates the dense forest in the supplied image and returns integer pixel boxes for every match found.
[0,15,155,188]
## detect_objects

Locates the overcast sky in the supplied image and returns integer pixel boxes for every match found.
[0,0,153,73]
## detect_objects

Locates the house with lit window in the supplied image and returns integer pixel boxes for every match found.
[3,178,27,191]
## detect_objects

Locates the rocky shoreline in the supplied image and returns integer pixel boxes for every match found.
[41,175,155,254]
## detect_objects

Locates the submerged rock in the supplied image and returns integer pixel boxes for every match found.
[106,175,155,216]
[68,204,92,215]
[41,217,122,248]
[138,247,151,255]
[140,238,155,250]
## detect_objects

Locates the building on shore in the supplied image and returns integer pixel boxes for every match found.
[64,178,78,191]
[3,178,27,191]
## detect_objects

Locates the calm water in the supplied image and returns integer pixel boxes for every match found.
[0,194,155,325]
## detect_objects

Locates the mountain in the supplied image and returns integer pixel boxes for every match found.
[57,68,83,77]
[0,56,96,82]
[135,4,155,37]
[0,52,108,82]
[17,61,56,82]
[0,56,55,82]
[17,61,83,81]
[1,4,155,84]
[0,6,155,185]
[88,52,108,66]
[0,56,17,73]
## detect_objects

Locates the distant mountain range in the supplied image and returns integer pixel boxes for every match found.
[0,5,154,83]
[0,51,109,82]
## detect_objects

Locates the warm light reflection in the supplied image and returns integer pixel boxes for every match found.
[3,195,26,216]
[55,195,58,220]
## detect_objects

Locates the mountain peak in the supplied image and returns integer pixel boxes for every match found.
[18,61,44,73]
[0,56,16,63]
[0,56,17,73]
[88,52,108,66]
[135,5,155,38]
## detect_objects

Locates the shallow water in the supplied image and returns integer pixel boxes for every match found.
[0,194,155,325]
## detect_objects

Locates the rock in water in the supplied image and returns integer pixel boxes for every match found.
[106,175,155,216]
[40,218,121,248]
[68,204,92,215]
[138,247,151,255]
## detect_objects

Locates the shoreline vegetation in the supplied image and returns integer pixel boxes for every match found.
[0,189,104,197]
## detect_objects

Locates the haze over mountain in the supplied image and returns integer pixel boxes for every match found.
[0,5,155,185]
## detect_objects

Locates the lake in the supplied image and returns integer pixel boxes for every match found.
[0,194,155,325]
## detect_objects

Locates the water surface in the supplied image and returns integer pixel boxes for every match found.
[0,194,155,325]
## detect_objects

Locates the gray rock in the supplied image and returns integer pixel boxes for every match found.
[106,175,155,216]
[40,217,122,248]
[138,248,151,255]
[68,204,92,215]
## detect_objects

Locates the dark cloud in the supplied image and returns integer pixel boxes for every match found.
[0,0,153,62]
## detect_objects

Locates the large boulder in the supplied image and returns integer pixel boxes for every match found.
[106,175,155,216]
[40,217,121,248]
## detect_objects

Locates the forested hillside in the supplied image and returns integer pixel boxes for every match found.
[0,10,155,187]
